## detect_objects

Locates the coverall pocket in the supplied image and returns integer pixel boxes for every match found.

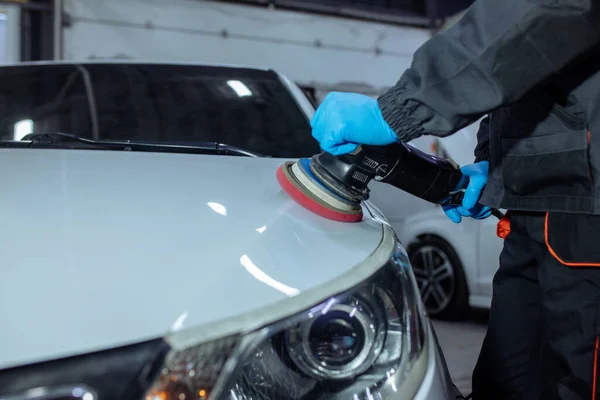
[500,129,593,200]
[544,212,600,266]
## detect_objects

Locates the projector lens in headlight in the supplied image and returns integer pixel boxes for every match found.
[285,293,387,381]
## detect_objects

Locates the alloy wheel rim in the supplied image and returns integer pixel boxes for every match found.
[410,245,455,315]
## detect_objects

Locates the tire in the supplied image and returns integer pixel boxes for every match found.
[407,235,469,321]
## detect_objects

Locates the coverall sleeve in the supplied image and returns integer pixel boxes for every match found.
[474,116,490,162]
[378,0,600,142]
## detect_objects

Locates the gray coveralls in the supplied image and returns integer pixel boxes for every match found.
[376,0,600,398]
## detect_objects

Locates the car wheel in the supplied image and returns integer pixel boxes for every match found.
[407,235,469,321]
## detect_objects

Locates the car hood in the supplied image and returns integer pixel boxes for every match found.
[0,149,385,369]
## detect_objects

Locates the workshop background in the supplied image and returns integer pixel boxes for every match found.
[0,0,486,395]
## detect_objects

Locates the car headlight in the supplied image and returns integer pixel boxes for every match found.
[144,225,428,400]
[0,225,429,400]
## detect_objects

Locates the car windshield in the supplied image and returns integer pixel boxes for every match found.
[0,63,319,158]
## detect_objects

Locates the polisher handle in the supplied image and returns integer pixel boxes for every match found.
[374,143,506,220]
[375,142,465,204]
[442,175,505,220]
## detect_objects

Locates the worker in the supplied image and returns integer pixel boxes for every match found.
[309,0,600,399]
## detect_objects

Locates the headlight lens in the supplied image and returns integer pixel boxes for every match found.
[145,228,428,400]
[285,292,387,381]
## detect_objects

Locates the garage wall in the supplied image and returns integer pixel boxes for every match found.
[61,0,431,96]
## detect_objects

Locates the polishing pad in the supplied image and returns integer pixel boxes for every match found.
[276,160,363,222]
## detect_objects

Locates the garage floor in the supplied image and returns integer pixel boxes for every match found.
[432,310,489,395]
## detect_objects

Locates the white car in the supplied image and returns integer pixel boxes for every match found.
[392,123,504,320]
[0,61,462,399]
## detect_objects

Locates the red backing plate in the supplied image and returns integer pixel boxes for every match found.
[276,163,363,223]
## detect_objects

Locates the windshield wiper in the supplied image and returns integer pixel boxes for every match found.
[0,132,264,157]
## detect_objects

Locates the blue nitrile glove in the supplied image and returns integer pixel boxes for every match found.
[443,161,492,223]
[310,92,398,155]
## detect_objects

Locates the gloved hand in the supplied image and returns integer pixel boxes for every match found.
[443,161,492,223]
[310,92,398,155]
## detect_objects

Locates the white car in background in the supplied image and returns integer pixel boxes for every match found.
[391,122,503,320]
[0,62,462,400]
